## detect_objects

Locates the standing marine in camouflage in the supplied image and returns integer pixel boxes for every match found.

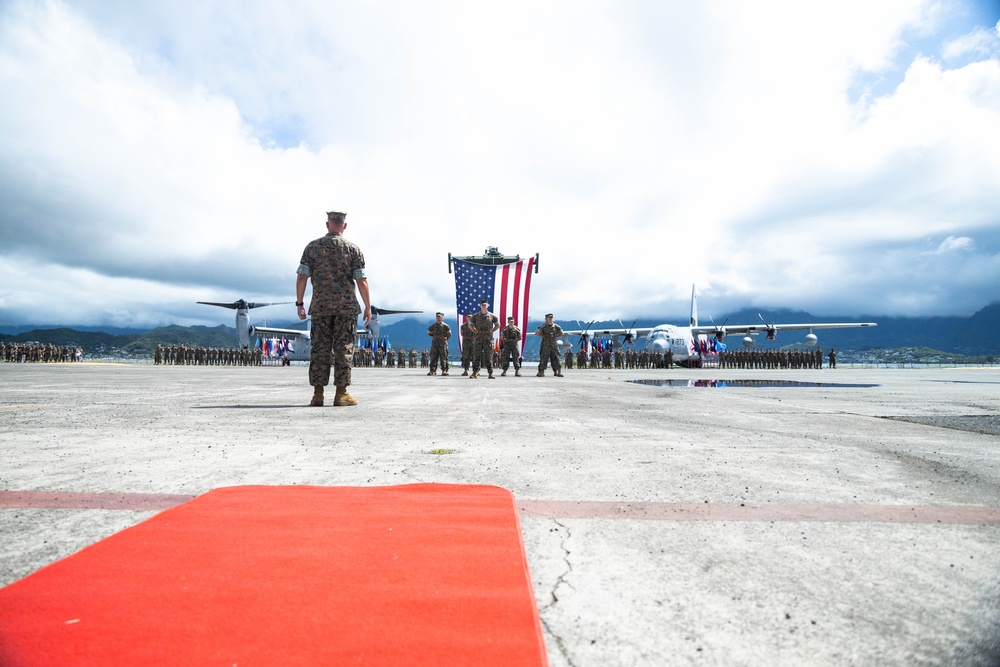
[469,299,500,379]
[534,313,564,377]
[459,313,475,375]
[499,316,522,377]
[426,312,452,375]
[296,210,371,407]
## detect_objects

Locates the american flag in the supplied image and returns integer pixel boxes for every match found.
[453,257,535,356]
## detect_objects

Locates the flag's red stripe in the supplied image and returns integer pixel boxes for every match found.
[499,264,510,326]
[511,261,523,330]
[520,257,534,356]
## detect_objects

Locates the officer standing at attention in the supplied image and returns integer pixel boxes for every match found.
[427,312,452,375]
[469,299,500,379]
[460,313,476,376]
[499,316,522,377]
[535,313,564,377]
[296,210,371,407]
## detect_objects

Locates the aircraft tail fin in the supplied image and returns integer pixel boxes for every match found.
[689,284,698,327]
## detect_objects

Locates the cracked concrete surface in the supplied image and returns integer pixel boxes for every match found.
[2,364,1000,665]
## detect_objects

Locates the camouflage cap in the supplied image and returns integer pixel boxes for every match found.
[326,211,347,223]
[480,299,489,305]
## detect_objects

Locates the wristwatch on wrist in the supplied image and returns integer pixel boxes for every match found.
[296,302,304,307]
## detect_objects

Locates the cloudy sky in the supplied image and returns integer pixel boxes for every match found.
[1,0,998,330]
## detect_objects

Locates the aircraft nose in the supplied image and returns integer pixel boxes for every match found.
[648,339,669,352]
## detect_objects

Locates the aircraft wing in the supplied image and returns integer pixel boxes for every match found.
[560,327,655,338]
[691,322,877,336]
[253,323,375,338]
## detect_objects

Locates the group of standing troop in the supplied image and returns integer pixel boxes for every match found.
[1,342,83,363]
[717,347,835,369]
[154,344,265,366]
[426,305,566,379]
[566,347,676,370]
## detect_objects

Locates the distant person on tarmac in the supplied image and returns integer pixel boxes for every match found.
[535,313,564,377]
[427,312,452,375]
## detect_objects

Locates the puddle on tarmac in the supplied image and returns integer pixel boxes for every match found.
[629,379,880,388]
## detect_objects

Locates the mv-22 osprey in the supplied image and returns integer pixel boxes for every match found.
[560,285,877,367]
[197,300,420,362]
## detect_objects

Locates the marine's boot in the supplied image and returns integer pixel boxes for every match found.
[536,371,545,377]
[488,372,495,379]
[515,369,521,377]
[333,386,358,406]
[461,369,469,376]
[310,386,324,407]
[427,370,436,376]
[501,369,507,377]
[555,369,564,377]
[442,370,449,376]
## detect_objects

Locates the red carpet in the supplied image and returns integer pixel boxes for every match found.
[0,484,548,666]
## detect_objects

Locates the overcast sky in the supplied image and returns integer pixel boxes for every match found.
[1,0,998,330]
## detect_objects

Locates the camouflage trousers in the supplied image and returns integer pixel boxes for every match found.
[309,312,356,388]
[429,340,449,372]
[461,339,475,370]
[538,341,561,372]
[500,343,520,371]
[470,336,494,373]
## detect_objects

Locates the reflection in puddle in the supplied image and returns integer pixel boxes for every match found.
[629,379,879,388]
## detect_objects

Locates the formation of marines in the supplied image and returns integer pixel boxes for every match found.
[1,342,82,363]
[568,347,676,369]
[353,346,421,368]
[147,339,839,372]
[717,347,828,370]
[154,344,265,366]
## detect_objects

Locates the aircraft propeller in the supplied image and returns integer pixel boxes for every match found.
[575,320,595,351]
[708,315,730,342]
[618,319,639,346]
[758,312,781,341]
[743,312,781,348]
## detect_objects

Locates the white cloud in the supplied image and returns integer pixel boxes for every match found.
[1,0,999,330]
[932,235,975,252]
[943,21,1000,61]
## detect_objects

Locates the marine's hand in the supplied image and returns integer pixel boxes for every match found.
[297,305,307,321]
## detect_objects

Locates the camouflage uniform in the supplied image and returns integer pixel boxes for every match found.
[459,320,476,374]
[469,310,499,376]
[297,231,366,389]
[499,324,521,374]
[427,321,451,373]
[536,322,564,374]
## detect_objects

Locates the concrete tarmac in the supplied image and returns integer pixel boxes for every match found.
[1,362,999,666]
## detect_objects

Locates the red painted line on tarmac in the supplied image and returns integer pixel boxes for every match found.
[517,500,1000,525]
[3,492,998,525]
[0,491,196,511]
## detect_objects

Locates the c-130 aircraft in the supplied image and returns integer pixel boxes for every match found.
[197,300,420,362]
[559,285,877,367]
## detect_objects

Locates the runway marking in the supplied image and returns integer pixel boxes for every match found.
[517,500,1000,525]
[2,492,999,525]
[0,491,196,510]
